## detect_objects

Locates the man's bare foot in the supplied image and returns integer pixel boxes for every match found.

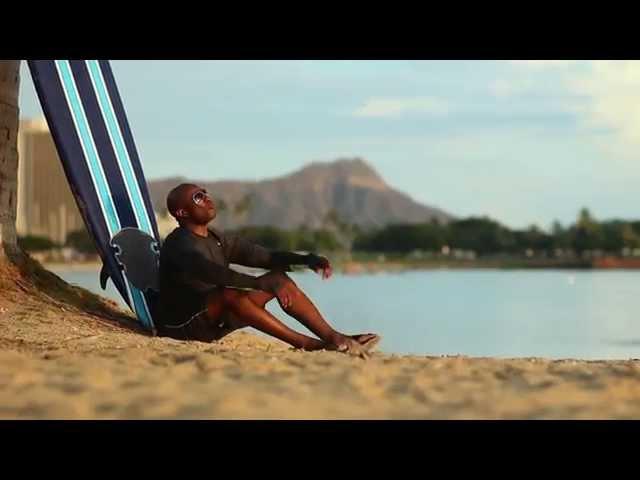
[325,333,371,359]
[295,334,381,357]
[350,333,381,352]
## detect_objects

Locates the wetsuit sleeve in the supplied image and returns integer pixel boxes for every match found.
[269,251,311,268]
[185,249,262,289]
[226,233,271,268]
[225,233,310,269]
[171,237,262,290]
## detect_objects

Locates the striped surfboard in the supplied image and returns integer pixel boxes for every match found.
[28,60,160,334]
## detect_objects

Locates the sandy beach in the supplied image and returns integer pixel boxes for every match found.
[2,262,640,420]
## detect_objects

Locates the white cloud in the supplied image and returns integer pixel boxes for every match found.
[491,60,640,153]
[567,61,640,147]
[491,61,585,98]
[352,97,449,118]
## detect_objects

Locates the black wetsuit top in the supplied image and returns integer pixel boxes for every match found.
[157,226,309,327]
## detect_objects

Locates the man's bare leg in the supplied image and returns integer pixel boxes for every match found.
[258,271,377,353]
[244,289,379,349]
[206,288,325,351]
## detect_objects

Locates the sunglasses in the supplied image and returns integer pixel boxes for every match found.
[192,190,212,206]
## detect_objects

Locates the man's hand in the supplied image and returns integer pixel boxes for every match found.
[307,254,333,280]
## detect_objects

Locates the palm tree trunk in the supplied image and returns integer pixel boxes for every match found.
[0,60,20,262]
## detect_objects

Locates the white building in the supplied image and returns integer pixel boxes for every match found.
[16,117,85,244]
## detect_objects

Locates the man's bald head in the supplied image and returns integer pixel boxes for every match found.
[166,183,217,227]
[167,183,199,219]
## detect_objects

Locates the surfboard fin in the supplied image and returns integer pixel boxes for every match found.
[99,263,110,290]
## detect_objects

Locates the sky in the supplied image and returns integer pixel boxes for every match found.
[18,60,640,231]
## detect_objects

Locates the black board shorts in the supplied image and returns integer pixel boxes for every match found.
[156,309,244,343]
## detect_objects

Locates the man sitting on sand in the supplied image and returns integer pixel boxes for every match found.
[155,183,380,358]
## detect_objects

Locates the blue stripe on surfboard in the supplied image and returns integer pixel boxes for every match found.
[130,287,152,330]
[55,60,120,234]
[97,61,161,240]
[86,60,153,236]
[56,60,154,331]
[68,60,139,229]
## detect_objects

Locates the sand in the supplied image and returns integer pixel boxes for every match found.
[1,262,640,419]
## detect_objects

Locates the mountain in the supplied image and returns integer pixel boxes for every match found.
[148,158,455,232]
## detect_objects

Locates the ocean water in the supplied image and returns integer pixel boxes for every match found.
[49,267,640,360]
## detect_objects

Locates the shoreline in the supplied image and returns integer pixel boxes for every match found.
[41,258,640,275]
[44,262,103,272]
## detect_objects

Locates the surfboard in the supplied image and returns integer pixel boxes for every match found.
[28,60,160,334]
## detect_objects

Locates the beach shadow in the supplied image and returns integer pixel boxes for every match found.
[5,252,145,335]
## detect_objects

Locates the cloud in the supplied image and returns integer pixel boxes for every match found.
[352,97,449,118]
[492,60,640,153]
[490,61,585,98]
[567,61,640,147]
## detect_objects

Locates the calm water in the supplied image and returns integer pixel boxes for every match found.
[49,267,640,360]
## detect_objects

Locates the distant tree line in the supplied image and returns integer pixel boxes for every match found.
[18,229,98,255]
[227,226,342,252]
[352,208,640,257]
[213,208,640,257]
[18,208,640,258]
[17,235,58,252]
